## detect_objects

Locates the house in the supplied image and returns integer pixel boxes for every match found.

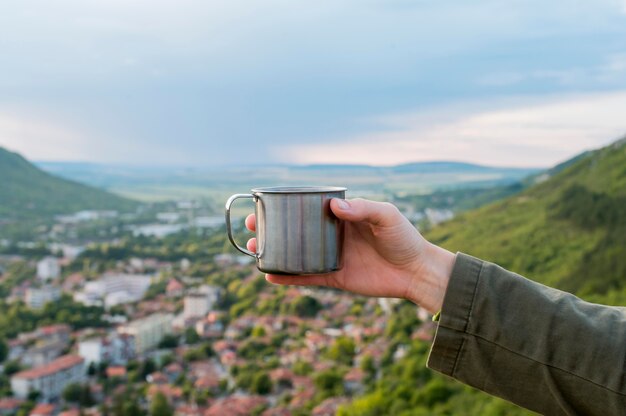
[174,404,205,416]
[29,403,56,416]
[11,355,85,401]
[106,366,127,379]
[311,397,350,416]
[166,279,184,298]
[343,368,365,394]
[146,384,184,405]
[0,398,24,415]
[205,396,267,416]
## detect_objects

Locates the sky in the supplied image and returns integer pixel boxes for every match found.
[1,0,626,168]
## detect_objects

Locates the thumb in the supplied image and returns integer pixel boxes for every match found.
[330,198,399,227]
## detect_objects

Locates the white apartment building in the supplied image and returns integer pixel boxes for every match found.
[117,313,174,355]
[11,355,84,401]
[78,334,135,365]
[74,273,152,308]
[36,257,60,281]
[183,293,210,320]
[25,286,61,309]
[183,285,221,320]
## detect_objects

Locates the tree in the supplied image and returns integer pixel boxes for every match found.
[314,369,344,397]
[0,340,7,362]
[158,334,179,349]
[325,336,356,366]
[141,359,157,379]
[251,372,273,395]
[290,295,321,317]
[184,327,200,345]
[87,362,97,376]
[63,383,94,407]
[150,392,173,416]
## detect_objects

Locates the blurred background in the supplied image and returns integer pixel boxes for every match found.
[0,1,625,415]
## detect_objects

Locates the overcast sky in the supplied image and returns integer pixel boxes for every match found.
[1,0,625,167]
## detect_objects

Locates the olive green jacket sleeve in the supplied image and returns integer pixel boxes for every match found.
[427,253,626,415]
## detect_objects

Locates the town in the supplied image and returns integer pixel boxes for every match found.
[0,203,435,416]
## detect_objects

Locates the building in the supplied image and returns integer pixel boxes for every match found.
[183,285,220,320]
[166,279,184,298]
[117,313,174,355]
[78,334,135,365]
[74,273,152,308]
[21,341,66,367]
[183,293,210,320]
[11,355,84,401]
[25,286,61,309]
[36,257,60,281]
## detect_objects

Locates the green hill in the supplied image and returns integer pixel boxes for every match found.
[340,136,626,416]
[426,136,626,304]
[0,147,138,221]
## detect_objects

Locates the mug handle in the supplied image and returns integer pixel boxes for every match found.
[225,194,257,258]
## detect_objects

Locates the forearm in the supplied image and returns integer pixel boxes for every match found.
[406,242,455,314]
[428,253,626,415]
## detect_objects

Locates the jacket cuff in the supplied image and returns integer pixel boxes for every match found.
[427,252,483,376]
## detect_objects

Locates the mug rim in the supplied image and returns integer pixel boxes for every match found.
[251,186,347,194]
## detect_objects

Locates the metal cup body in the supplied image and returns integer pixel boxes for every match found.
[253,187,345,274]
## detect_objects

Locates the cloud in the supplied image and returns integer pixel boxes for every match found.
[0,109,189,165]
[276,91,626,168]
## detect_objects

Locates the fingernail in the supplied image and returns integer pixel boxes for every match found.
[335,199,350,210]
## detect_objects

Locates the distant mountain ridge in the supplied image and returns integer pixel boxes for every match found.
[37,160,540,201]
[0,147,138,220]
[426,135,626,303]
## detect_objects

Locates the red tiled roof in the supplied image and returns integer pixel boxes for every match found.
[14,355,83,380]
[59,409,80,416]
[344,368,365,383]
[167,279,184,293]
[39,324,71,335]
[30,403,56,416]
[0,398,24,410]
[205,396,267,416]
[106,366,127,378]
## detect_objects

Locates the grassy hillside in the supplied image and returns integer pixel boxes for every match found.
[340,137,626,416]
[0,147,138,221]
[426,136,626,304]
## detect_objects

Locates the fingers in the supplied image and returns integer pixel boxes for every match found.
[245,214,256,232]
[265,273,334,288]
[246,238,256,253]
[330,198,399,227]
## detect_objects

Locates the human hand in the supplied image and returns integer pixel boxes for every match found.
[245,198,454,314]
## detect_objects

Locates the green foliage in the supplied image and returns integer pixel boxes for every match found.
[0,339,7,363]
[0,294,107,340]
[313,368,345,398]
[325,336,357,366]
[183,343,214,362]
[292,360,313,376]
[150,392,173,416]
[287,295,322,318]
[426,138,626,304]
[62,383,95,406]
[0,147,138,238]
[157,334,179,349]
[184,327,201,344]
[251,372,273,395]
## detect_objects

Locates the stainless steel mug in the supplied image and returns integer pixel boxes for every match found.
[225,186,346,274]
